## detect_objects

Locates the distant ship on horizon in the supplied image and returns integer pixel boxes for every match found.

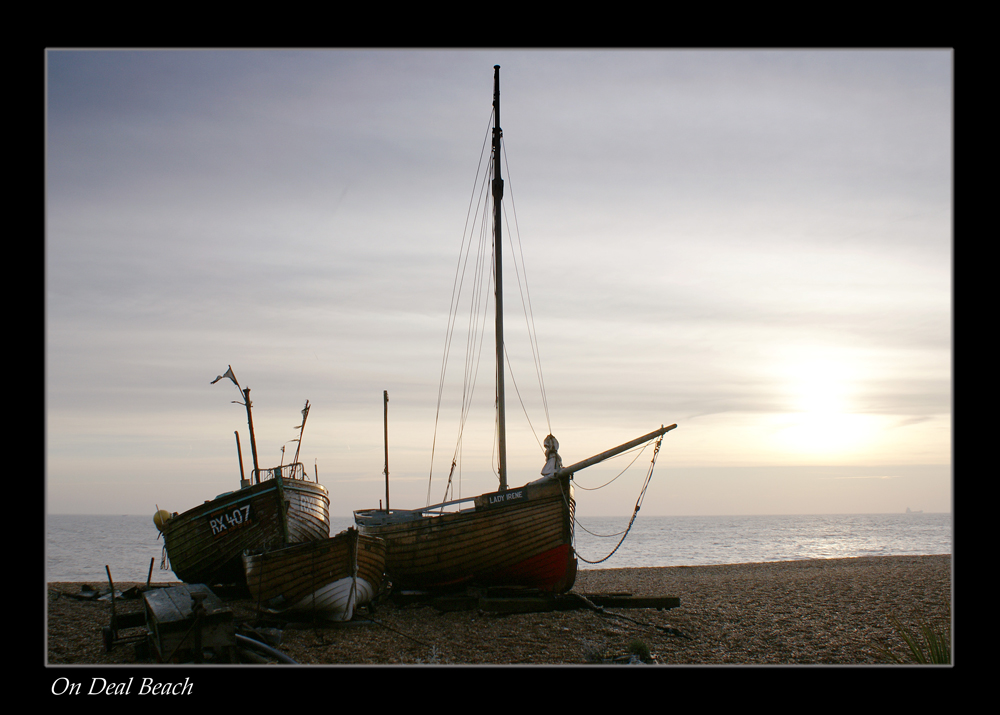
[905,507,924,514]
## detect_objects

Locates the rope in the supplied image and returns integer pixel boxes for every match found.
[425,112,553,502]
[427,109,495,506]
[356,613,435,648]
[576,434,664,565]
[501,141,551,434]
[504,342,544,453]
[574,442,651,492]
[575,521,627,538]
[448,143,495,497]
[572,593,691,639]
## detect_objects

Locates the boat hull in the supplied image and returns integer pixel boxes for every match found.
[243,529,386,621]
[354,476,576,593]
[161,477,330,585]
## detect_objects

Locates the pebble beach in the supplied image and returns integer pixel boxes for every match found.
[46,554,951,665]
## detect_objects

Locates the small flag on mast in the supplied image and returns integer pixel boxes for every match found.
[211,365,239,387]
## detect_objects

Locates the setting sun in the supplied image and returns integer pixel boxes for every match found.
[769,355,869,457]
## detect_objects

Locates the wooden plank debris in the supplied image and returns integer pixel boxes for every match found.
[144,584,235,663]
[427,589,680,614]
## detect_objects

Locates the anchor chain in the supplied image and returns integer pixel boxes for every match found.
[576,434,664,565]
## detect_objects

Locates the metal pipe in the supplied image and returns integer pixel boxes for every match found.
[235,634,298,664]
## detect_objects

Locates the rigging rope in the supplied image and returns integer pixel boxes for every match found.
[501,141,551,435]
[576,433,665,565]
[426,109,554,502]
[573,441,651,492]
[428,109,495,506]
[504,342,544,452]
[443,170,494,503]
[441,209,491,502]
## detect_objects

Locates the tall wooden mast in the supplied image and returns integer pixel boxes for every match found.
[492,65,508,491]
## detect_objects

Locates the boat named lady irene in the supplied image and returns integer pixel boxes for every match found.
[354,67,675,593]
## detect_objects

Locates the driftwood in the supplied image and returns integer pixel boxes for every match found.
[423,587,679,614]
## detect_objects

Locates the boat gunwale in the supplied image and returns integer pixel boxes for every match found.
[161,474,331,585]
[353,477,569,527]
[163,476,329,527]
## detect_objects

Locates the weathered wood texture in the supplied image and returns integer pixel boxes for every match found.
[161,477,330,585]
[144,584,234,662]
[243,528,385,619]
[357,477,576,592]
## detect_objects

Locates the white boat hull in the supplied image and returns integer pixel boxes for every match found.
[285,575,380,621]
[243,528,386,620]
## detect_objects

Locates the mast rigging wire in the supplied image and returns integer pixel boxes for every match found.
[501,140,551,435]
[427,109,554,503]
[573,441,651,491]
[427,110,494,506]
[504,343,544,453]
[443,169,494,503]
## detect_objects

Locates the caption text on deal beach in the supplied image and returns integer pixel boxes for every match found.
[52,678,192,696]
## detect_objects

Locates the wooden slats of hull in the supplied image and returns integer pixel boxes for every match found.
[357,478,576,592]
[356,533,387,591]
[162,482,284,585]
[284,481,331,543]
[243,529,386,620]
[244,532,352,604]
[162,478,331,585]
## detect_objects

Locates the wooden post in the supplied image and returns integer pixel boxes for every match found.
[384,390,390,512]
[234,431,246,485]
[105,565,116,627]
[243,387,260,483]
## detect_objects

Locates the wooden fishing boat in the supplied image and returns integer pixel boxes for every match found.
[156,464,330,585]
[354,67,675,593]
[155,371,331,585]
[355,475,576,592]
[243,528,385,621]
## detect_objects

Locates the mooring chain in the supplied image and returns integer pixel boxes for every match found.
[577,435,664,565]
[356,612,436,649]
[570,593,691,639]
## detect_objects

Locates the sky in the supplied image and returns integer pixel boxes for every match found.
[45,49,952,517]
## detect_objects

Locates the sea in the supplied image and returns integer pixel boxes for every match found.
[46,512,952,584]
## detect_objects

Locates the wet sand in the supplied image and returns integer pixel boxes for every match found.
[46,554,950,665]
